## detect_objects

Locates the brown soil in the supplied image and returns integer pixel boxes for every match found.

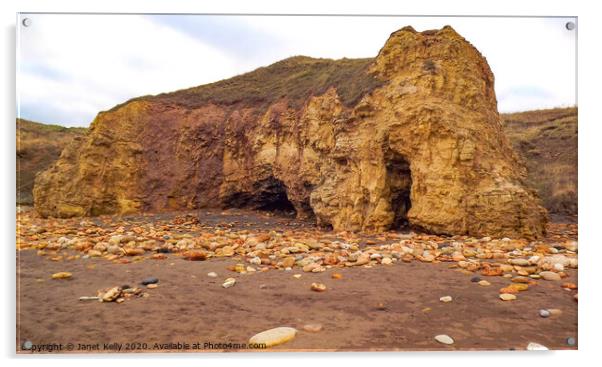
[16,209,578,353]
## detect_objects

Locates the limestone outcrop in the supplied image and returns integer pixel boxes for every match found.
[34,26,548,238]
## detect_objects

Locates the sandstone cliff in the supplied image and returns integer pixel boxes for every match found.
[34,26,548,238]
[17,119,86,205]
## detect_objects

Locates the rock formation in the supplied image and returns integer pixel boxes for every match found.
[34,26,548,238]
[17,118,86,205]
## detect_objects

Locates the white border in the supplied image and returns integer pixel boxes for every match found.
[3,0,600,366]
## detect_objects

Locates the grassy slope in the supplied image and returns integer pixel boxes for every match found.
[111,56,383,112]
[501,107,577,216]
[16,118,86,205]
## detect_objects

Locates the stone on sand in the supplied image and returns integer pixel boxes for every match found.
[141,277,159,285]
[434,334,454,345]
[526,342,548,350]
[311,283,327,292]
[302,323,323,332]
[51,272,72,279]
[249,327,297,347]
[222,278,236,288]
[539,271,561,281]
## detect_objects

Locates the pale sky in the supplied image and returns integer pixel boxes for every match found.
[17,14,577,127]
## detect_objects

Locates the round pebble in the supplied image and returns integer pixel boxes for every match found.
[222,278,236,288]
[539,309,550,318]
[303,323,323,332]
[439,296,453,303]
[470,276,481,283]
[434,334,454,345]
[539,271,561,281]
[311,283,327,292]
[207,272,217,278]
[526,342,548,350]
[249,327,297,348]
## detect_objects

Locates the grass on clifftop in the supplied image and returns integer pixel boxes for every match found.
[123,56,383,110]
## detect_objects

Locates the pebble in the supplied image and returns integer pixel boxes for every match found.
[183,250,207,261]
[146,283,158,289]
[293,274,302,279]
[511,276,531,283]
[470,276,481,283]
[302,323,323,332]
[478,280,491,286]
[141,277,159,285]
[101,287,122,302]
[51,272,72,279]
[331,273,343,279]
[79,296,100,301]
[526,342,548,351]
[439,296,453,303]
[553,263,565,272]
[381,257,392,265]
[539,309,550,318]
[510,258,529,266]
[282,257,295,268]
[566,337,576,346]
[499,293,517,301]
[248,327,297,348]
[434,334,454,345]
[221,246,234,256]
[539,271,561,281]
[207,272,217,278]
[311,283,327,292]
[222,278,236,288]
[561,282,577,290]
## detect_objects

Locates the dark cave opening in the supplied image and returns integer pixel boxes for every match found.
[254,177,297,214]
[386,151,412,229]
[224,176,297,217]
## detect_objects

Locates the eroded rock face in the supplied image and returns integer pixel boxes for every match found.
[34,26,547,238]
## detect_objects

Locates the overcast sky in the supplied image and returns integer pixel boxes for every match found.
[17,14,577,127]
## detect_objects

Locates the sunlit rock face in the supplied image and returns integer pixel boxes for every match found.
[34,26,547,239]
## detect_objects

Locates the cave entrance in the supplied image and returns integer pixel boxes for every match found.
[385,151,412,229]
[253,177,296,215]
[224,176,297,217]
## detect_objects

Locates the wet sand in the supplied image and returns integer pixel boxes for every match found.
[16,210,578,353]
